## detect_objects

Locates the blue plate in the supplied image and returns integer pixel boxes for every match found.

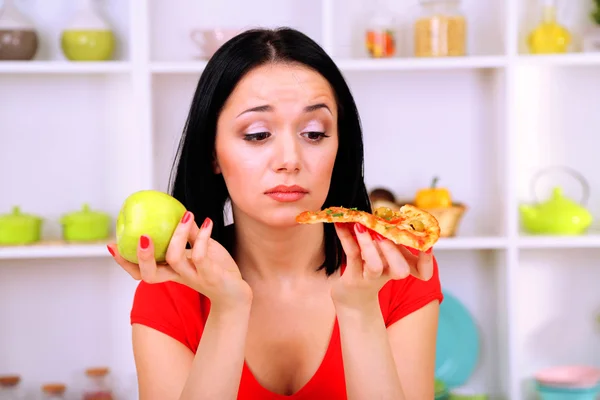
[536,382,600,400]
[435,289,480,389]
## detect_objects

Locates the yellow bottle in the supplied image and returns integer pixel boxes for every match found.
[527,1,571,54]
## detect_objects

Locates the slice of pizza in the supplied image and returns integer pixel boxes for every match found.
[295,205,441,252]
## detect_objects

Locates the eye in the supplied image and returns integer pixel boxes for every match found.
[302,131,330,141]
[243,132,271,141]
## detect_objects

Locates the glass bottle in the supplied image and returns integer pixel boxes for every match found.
[414,0,467,57]
[364,0,397,58]
[0,0,39,60]
[60,0,116,61]
[82,367,114,400]
[527,0,571,54]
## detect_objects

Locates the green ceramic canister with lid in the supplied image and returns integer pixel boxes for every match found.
[0,206,43,245]
[60,203,111,242]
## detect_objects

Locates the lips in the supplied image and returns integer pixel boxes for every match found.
[264,185,309,194]
[264,185,309,203]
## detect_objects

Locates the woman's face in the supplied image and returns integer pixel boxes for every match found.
[214,62,339,227]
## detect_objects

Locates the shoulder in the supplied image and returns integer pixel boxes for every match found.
[378,253,444,328]
[130,280,209,353]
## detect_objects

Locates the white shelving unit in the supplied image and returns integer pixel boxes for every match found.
[1,0,600,398]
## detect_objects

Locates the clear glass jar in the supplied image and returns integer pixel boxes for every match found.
[364,1,397,58]
[82,367,114,400]
[0,375,25,400]
[414,0,467,57]
[40,384,66,400]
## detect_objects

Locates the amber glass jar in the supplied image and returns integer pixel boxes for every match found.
[0,375,25,400]
[41,383,67,400]
[414,0,467,57]
[82,367,114,400]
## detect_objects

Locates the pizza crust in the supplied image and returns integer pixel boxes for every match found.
[295,205,441,252]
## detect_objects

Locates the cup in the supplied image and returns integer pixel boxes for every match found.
[190,28,241,59]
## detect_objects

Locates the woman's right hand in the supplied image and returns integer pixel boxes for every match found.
[107,211,252,311]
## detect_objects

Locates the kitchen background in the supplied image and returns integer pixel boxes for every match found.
[1,0,600,399]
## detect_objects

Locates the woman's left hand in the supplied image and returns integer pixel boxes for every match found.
[330,222,435,310]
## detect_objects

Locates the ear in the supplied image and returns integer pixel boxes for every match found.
[212,154,221,174]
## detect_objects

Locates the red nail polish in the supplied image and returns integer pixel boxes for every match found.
[181,211,191,223]
[201,217,211,229]
[373,232,386,241]
[426,248,433,254]
[139,235,150,249]
[106,245,115,257]
[355,223,366,233]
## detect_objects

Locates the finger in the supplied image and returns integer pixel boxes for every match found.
[353,224,384,280]
[186,213,202,246]
[136,235,181,283]
[394,244,434,280]
[165,211,198,278]
[333,223,362,277]
[396,245,435,279]
[397,245,420,263]
[369,231,387,263]
[414,251,435,281]
[107,243,142,280]
[373,238,410,280]
[191,217,213,270]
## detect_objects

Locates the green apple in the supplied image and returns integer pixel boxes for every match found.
[116,190,187,264]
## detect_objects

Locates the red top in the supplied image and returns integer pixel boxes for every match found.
[130,252,443,400]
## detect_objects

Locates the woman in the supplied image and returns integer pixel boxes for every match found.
[107,27,443,400]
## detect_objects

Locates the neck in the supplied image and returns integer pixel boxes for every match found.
[231,212,326,284]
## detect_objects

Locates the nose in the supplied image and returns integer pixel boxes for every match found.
[274,131,301,173]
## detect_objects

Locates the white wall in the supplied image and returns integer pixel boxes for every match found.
[1,0,600,399]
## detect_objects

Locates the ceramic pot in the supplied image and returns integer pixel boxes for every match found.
[190,28,240,59]
[583,26,600,52]
[60,203,111,242]
[0,0,39,60]
[60,0,115,61]
[0,206,43,245]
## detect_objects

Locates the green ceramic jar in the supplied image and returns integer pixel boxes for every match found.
[60,0,116,61]
[61,30,115,61]
[0,206,43,245]
[60,203,111,243]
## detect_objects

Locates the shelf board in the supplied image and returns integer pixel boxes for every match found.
[151,61,207,73]
[150,56,507,74]
[516,53,600,67]
[3,54,599,76]
[0,236,508,260]
[0,61,132,74]
[334,56,507,71]
[5,236,599,258]
[435,236,508,250]
[518,234,600,249]
[150,54,600,75]
[0,240,112,260]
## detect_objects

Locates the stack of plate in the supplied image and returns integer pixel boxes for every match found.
[535,383,600,400]
[534,365,600,400]
[435,290,480,389]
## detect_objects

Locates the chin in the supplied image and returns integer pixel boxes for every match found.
[232,195,325,228]
[263,199,325,228]
[262,206,308,228]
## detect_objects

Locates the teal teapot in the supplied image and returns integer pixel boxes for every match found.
[519,167,593,235]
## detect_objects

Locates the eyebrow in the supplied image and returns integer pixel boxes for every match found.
[236,102,332,117]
